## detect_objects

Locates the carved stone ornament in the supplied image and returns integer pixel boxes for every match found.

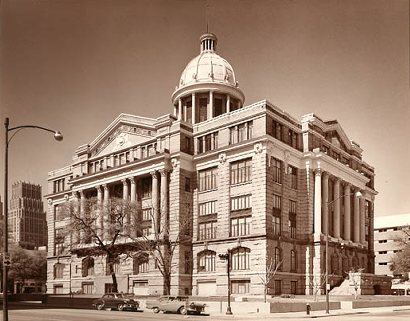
[171,158,179,169]
[64,194,69,201]
[47,199,53,205]
[284,150,291,163]
[219,153,227,164]
[254,142,263,154]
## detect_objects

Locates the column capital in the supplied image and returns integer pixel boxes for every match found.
[314,168,322,176]
[159,168,170,176]
[121,179,128,185]
[150,171,158,179]
[72,191,79,198]
[102,184,109,190]
[79,190,85,197]
[129,177,136,185]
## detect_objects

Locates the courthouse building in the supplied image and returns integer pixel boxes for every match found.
[46,33,377,296]
[8,182,47,249]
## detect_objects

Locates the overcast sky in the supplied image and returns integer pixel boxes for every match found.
[0,0,409,217]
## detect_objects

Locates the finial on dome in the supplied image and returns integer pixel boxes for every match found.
[200,33,217,53]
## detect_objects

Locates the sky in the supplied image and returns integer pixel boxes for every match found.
[0,0,409,217]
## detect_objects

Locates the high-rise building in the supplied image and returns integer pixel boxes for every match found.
[46,33,378,296]
[374,213,410,277]
[9,182,47,249]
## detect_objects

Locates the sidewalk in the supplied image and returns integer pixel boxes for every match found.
[207,305,410,320]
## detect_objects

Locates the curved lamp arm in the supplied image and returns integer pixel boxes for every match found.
[8,124,63,144]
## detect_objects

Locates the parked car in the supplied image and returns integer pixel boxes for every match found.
[146,296,206,315]
[92,293,139,311]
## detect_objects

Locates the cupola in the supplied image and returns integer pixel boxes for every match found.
[171,33,245,124]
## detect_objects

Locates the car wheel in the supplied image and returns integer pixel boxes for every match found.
[179,306,187,315]
[96,303,104,310]
[152,307,160,313]
[117,303,125,311]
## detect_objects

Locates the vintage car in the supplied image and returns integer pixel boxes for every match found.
[145,295,206,315]
[92,293,139,311]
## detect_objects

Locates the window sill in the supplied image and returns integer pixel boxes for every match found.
[230,181,252,188]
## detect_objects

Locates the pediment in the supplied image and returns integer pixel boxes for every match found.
[88,114,157,158]
[324,123,351,152]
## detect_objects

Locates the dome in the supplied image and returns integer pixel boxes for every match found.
[171,33,244,105]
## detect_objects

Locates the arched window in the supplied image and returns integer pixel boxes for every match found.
[82,257,94,277]
[198,250,216,272]
[274,247,282,271]
[133,253,149,274]
[290,250,297,272]
[231,247,250,270]
[53,263,64,279]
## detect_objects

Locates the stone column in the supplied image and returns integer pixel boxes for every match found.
[80,190,85,242]
[103,184,110,237]
[344,183,351,241]
[360,193,366,244]
[130,178,136,202]
[314,169,322,241]
[353,188,360,243]
[72,191,80,244]
[96,185,103,238]
[173,105,177,117]
[227,95,231,113]
[159,169,169,236]
[322,172,329,235]
[192,93,196,124]
[178,99,182,121]
[209,91,214,119]
[122,179,129,201]
[151,171,159,233]
[333,178,341,239]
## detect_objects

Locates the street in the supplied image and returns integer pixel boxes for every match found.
[5,307,410,321]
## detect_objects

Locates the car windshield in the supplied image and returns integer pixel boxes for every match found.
[115,293,125,298]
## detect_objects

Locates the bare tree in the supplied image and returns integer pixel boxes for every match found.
[390,226,410,278]
[62,195,191,295]
[61,196,138,293]
[257,258,282,302]
[124,199,192,295]
[349,267,364,299]
[312,272,326,301]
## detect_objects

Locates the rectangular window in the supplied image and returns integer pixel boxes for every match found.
[271,157,282,184]
[230,194,251,211]
[289,200,297,238]
[230,216,252,237]
[273,215,281,236]
[54,228,65,256]
[288,166,297,189]
[142,227,151,236]
[53,285,64,294]
[274,280,282,295]
[378,240,387,243]
[198,201,217,216]
[231,280,250,294]
[199,98,208,122]
[198,167,217,191]
[273,194,282,213]
[198,221,217,240]
[142,208,152,221]
[229,121,253,144]
[141,177,152,198]
[230,159,252,185]
[82,282,94,294]
[291,281,297,295]
[198,252,216,272]
[185,177,191,192]
[378,251,387,254]
[273,121,282,141]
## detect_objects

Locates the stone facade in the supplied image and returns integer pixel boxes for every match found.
[46,33,377,296]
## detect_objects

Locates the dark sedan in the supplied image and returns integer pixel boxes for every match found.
[92,293,139,311]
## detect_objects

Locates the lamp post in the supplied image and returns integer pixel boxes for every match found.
[3,117,63,321]
[218,250,232,315]
[325,190,362,314]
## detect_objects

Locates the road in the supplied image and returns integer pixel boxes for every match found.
[5,307,410,321]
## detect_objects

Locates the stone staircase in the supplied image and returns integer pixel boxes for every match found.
[329,279,354,296]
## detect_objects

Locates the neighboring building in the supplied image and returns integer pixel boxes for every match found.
[374,214,410,277]
[8,182,48,249]
[46,33,377,296]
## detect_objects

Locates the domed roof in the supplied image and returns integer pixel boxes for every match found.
[171,33,244,105]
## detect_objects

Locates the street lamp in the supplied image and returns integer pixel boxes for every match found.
[325,190,362,314]
[218,250,232,315]
[3,117,63,321]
